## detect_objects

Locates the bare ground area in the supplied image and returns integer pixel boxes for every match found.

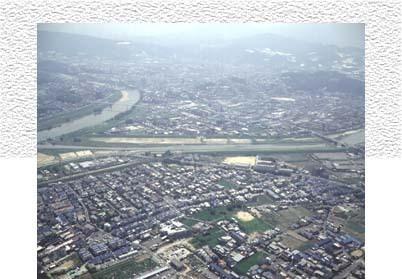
[37,152,57,167]
[223,156,256,166]
[236,211,255,222]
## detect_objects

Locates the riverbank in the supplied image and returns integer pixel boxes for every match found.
[38,89,140,142]
[38,89,122,131]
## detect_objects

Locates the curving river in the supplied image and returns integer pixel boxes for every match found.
[38,89,140,142]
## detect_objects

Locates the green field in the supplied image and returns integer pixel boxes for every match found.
[180,218,199,227]
[91,258,157,279]
[233,252,266,275]
[344,209,365,241]
[189,206,272,235]
[191,206,236,222]
[236,218,272,233]
[279,233,317,252]
[330,207,364,241]
[262,206,312,230]
[346,221,365,236]
[190,227,225,249]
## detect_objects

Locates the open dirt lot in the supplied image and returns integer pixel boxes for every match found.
[223,156,256,166]
[37,152,57,167]
[236,211,255,222]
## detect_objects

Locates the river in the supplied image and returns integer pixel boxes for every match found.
[328,128,364,145]
[38,89,140,142]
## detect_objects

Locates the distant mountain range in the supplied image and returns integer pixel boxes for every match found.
[38,31,173,59]
[281,71,364,95]
[38,31,363,68]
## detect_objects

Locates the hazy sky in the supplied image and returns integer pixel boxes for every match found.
[38,23,364,48]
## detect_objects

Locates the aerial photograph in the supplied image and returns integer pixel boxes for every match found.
[37,24,365,279]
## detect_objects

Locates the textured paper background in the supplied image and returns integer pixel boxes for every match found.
[1,0,401,158]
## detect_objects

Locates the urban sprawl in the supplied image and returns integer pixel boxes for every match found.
[38,30,365,279]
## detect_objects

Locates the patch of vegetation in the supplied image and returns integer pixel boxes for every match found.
[249,195,275,206]
[346,222,365,234]
[191,206,234,222]
[236,218,272,234]
[278,234,305,251]
[189,206,272,234]
[218,179,238,189]
[262,207,312,230]
[260,215,279,229]
[334,210,349,219]
[344,209,365,240]
[190,227,225,249]
[233,252,266,275]
[91,258,157,279]
[180,218,199,227]
[297,240,317,252]
[49,253,82,276]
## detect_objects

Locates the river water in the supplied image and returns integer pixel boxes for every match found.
[38,89,140,142]
[328,128,364,145]
[339,129,364,145]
